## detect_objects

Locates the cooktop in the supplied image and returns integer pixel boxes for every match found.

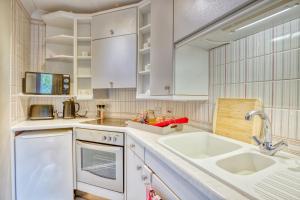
[81,118,128,127]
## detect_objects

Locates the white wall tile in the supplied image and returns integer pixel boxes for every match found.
[274,52,283,80]
[291,18,300,49]
[290,49,300,79]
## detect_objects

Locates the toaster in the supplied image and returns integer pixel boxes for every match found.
[29,105,54,120]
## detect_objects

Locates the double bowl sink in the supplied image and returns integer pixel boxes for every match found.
[158,132,275,176]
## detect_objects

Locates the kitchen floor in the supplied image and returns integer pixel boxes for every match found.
[75,191,109,200]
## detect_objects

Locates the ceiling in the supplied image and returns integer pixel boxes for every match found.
[21,0,141,15]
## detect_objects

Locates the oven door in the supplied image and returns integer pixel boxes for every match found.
[76,140,123,193]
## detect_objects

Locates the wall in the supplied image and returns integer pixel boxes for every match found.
[11,0,31,124]
[209,18,300,154]
[0,0,12,198]
[29,18,300,155]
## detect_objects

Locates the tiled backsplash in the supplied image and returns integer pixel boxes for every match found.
[210,18,300,154]
[10,0,31,124]
[29,18,300,154]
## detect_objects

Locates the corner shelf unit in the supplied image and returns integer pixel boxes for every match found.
[137,1,151,97]
[42,11,93,100]
[75,17,93,100]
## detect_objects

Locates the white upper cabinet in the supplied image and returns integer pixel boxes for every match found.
[92,8,137,40]
[92,34,136,89]
[91,8,137,89]
[150,0,174,96]
[174,0,255,42]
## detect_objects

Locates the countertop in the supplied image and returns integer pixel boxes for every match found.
[11,119,299,200]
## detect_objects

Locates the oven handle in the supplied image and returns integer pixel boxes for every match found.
[76,140,123,153]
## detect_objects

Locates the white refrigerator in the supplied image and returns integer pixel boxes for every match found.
[15,129,73,200]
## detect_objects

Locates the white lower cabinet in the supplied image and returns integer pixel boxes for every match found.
[151,174,180,200]
[126,148,147,200]
[126,136,179,200]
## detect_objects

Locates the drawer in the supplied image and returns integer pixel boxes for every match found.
[152,174,180,200]
[127,136,145,161]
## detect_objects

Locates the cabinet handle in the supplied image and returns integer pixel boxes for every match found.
[110,81,113,88]
[130,144,135,148]
[164,86,171,94]
[136,165,142,170]
[141,175,148,181]
[110,29,114,35]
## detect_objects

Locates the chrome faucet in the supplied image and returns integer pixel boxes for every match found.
[245,110,288,156]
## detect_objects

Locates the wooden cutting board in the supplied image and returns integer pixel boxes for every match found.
[213,98,262,144]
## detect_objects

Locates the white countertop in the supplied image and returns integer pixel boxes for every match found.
[11,119,300,200]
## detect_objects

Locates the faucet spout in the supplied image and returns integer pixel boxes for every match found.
[245,110,288,156]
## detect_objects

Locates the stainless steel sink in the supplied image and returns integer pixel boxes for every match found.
[216,153,275,175]
[159,132,242,159]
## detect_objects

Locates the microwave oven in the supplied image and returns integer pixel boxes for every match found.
[23,72,70,95]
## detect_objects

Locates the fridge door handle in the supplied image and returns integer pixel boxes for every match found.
[17,131,72,139]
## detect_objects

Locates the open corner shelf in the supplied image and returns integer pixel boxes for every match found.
[46,35,74,45]
[138,70,150,75]
[78,37,91,42]
[76,95,93,100]
[78,56,91,60]
[139,24,151,34]
[42,11,75,28]
[46,55,74,62]
[139,47,150,54]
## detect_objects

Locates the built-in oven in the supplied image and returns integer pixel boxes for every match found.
[75,128,124,193]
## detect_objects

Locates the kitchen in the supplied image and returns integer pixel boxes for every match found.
[0,0,300,199]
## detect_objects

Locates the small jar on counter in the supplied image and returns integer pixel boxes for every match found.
[96,104,105,119]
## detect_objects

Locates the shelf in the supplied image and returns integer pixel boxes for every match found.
[78,56,91,60]
[139,24,151,34]
[19,93,72,98]
[77,95,93,100]
[78,37,91,42]
[138,70,150,75]
[46,35,74,45]
[42,11,74,28]
[46,55,73,62]
[77,75,92,78]
[139,47,150,54]
[139,2,151,14]
[136,94,208,101]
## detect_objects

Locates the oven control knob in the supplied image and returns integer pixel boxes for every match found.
[107,136,112,142]
[102,136,107,141]
[113,137,117,142]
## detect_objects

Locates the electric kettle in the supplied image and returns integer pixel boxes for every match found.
[63,98,80,119]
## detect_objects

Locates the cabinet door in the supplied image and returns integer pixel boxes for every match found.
[91,34,137,89]
[150,0,174,96]
[152,174,180,200]
[92,8,136,40]
[174,0,255,42]
[126,149,147,200]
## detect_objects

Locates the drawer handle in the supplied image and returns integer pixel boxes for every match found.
[141,175,148,181]
[130,144,135,148]
[110,29,114,35]
[136,165,142,170]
